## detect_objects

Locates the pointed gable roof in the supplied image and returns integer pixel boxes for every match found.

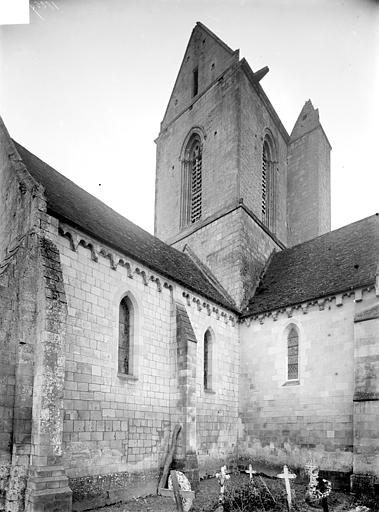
[290,99,331,147]
[13,141,237,312]
[161,22,239,129]
[243,214,379,317]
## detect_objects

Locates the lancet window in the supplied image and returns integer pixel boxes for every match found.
[181,133,203,226]
[204,329,213,390]
[119,296,132,374]
[287,326,299,381]
[261,135,277,232]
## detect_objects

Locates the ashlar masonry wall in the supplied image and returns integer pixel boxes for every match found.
[41,215,239,506]
[239,288,378,476]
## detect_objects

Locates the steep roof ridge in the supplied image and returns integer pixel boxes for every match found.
[290,99,332,149]
[159,59,240,134]
[289,213,379,251]
[13,141,237,312]
[196,22,236,55]
[242,213,379,317]
[160,23,238,130]
[182,243,237,309]
[242,248,277,310]
[240,59,290,143]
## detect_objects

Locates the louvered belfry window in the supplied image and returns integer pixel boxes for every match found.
[190,141,202,223]
[262,142,268,224]
[287,327,299,380]
[181,133,203,227]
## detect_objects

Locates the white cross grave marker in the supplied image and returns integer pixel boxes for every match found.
[245,464,256,481]
[277,465,296,510]
[215,465,230,506]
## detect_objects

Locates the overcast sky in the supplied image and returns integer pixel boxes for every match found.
[0,0,378,235]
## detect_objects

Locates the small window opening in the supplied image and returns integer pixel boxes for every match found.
[181,133,203,226]
[261,136,276,231]
[119,296,132,374]
[287,327,299,380]
[190,142,202,223]
[204,330,213,390]
[192,67,199,97]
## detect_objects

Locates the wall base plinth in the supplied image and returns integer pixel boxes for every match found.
[25,466,72,512]
[350,473,378,496]
[182,452,199,492]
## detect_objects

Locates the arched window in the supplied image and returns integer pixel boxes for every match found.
[181,133,203,226]
[262,134,277,232]
[204,329,213,390]
[287,326,299,381]
[118,296,133,375]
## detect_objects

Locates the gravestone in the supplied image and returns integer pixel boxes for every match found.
[215,465,230,510]
[304,462,331,512]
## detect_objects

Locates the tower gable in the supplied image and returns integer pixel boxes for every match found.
[287,100,331,246]
[162,22,239,129]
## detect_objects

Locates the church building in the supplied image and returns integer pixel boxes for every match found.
[0,22,378,512]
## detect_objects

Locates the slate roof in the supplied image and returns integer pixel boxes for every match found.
[14,142,237,312]
[243,214,379,317]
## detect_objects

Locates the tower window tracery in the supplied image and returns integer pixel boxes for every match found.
[261,134,277,232]
[181,133,203,226]
[190,141,202,223]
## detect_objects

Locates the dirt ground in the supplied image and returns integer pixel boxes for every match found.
[88,473,378,512]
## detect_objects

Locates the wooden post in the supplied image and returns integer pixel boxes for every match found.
[158,424,182,491]
[277,465,296,511]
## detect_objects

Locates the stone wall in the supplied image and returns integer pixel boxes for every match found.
[0,119,43,262]
[40,216,239,508]
[162,23,238,129]
[0,124,52,512]
[238,70,288,244]
[287,127,331,247]
[352,303,379,492]
[173,206,282,308]
[239,288,378,478]
[155,62,240,243]
[0,278,14,512]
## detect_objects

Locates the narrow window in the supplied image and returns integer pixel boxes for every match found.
[181,133,203,226]
[192,67,199,97]
[261,135,277,232]
[262,140,269,226]
[204,330,212,390]
[190,141,202,223]
[119,296,132,374]
[287,327,299,380]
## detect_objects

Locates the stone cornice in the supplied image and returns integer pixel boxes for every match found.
[58,222,238,326]
[242,286,376,326]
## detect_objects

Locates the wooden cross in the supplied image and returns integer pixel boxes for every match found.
[245,464,256,480]
[277,465,296,510]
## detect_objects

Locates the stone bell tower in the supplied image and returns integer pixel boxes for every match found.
[154,22,330,307]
